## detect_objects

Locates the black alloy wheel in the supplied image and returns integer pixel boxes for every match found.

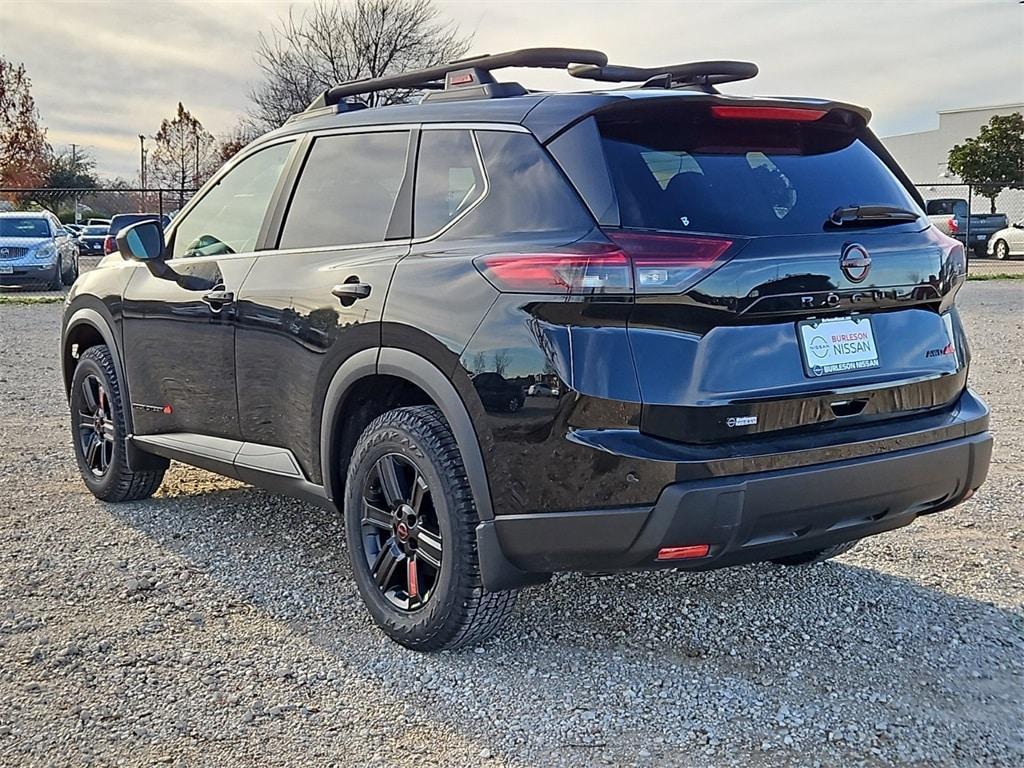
[76,374,115,476]
[360,452,444,611]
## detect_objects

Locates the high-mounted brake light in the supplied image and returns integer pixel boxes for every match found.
[710,105,827,122]
[475,233,735,296]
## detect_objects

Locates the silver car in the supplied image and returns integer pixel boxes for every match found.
[987,220,1024,260]
[0,211,80,289]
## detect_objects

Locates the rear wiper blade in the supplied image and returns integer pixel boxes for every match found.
[826,204,920,228]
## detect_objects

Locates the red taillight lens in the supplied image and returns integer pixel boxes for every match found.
[605,230,733,294]
[474,233,734,295]
[656,544,711,561]
[710,105,827,122]
[475,245,632,295]
[103,235,116,254]
[947,216,959,234]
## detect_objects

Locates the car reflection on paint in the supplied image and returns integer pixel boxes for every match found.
[472,372,525,413]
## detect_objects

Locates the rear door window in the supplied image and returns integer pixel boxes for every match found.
[280,131,410,249]
[597,103,922,236]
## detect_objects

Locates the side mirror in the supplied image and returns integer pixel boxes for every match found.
[116,220,165,261]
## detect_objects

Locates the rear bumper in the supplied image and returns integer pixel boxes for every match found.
[479,429,991,587]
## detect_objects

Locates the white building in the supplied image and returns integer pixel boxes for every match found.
[881,103,1024,217]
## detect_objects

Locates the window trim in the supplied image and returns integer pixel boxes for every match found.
[411,128,490,242]
[258,124,507,257]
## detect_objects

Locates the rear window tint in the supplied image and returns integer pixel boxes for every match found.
[414,130,485,237]
[598,105,922,236]
[280,131,409,249]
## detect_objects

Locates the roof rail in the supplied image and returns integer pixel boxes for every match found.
[305,47,608,111]
[569,60,757,92]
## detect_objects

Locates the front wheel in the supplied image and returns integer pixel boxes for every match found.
[69,345,166,501]
[993,240,1009,260]
[343,405,516,650]
[770,539,859,566]
[47,260,63,291]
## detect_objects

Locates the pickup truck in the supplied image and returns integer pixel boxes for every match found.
[925,198,1008,257]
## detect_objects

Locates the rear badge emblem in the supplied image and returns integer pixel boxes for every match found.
[841,244,871,283]
[726,416,758,428]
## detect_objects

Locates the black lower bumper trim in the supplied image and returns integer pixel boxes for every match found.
[487,431,992,578]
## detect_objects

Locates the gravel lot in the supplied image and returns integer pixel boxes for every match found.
[0,282,1021,767]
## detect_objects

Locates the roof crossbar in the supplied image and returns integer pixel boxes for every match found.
[568,60,758,92]
[306,47,608,111]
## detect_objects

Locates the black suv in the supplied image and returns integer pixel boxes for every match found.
[61,49,991,650]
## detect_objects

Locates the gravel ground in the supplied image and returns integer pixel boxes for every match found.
[0,283,1021,768]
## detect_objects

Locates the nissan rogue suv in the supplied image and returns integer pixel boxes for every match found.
[60,49,992,650]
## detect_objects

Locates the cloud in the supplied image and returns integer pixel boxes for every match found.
[1,0,1021,179]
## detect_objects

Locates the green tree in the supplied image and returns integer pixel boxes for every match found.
[25,147,100,217]
[0,55,49,195]
[947,112,1024,213]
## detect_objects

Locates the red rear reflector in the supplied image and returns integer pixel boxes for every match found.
[711,105,826,122]
[656,544,711,561]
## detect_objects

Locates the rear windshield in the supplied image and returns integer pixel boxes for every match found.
[597,105,922,236]
[0,218,50,237]
[83,225,107,235]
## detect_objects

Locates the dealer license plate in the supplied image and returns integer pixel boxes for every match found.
[798,316,879,377]
[0,265,13,275]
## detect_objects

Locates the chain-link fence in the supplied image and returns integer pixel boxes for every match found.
[914,181,1024,260]
[0,187,199,223]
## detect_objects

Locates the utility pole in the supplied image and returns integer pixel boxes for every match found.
[138,134,147,212]
[70,144,80,224]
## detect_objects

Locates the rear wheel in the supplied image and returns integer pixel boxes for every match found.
[69,345,166,502]
[344,405,516,650]
[770,539,859,566]
[993,240,1009,260]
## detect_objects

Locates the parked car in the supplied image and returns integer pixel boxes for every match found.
[78,224,109,255]
[60,48,991,651]
[103,213,171,254]
[986,220,1024,260]
[925,198,1008,257]
[527,382,560,397]
[1,211,80,289]
[65,223,84,236]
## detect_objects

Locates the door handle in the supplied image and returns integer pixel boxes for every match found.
[202,289,235,309]
[331,282,372,303]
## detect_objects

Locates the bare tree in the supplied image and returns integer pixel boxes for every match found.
[0,55,50,194]
[248,0,472,131]
[149,103,218,199]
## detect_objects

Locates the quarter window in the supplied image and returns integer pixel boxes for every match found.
[279,131,410,249]
[172,141,293,259]
[414,130,485,237]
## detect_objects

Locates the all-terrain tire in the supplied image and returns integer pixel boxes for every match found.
[344,405,516,650]
[69,344,166,502]
[770,539,859,566]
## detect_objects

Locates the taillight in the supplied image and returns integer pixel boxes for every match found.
[474,244,632,295]
[474,233,734,295]
[103,235,116,254]
[947,217,959,234]
[710,105,827,122]
[605,230,733,294]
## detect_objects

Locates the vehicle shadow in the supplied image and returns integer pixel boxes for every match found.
[105,477,1024,766]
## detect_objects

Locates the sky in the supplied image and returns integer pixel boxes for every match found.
[0,0,1021,180]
